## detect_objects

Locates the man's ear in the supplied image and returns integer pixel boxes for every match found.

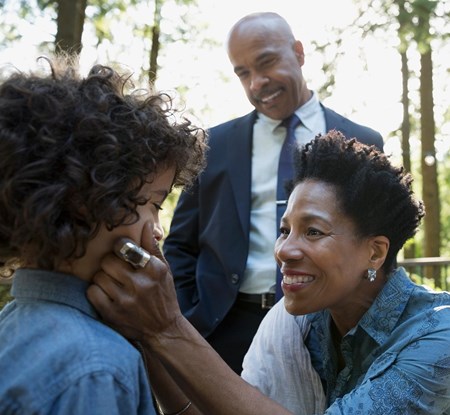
[293,40,305,66]
[368,236,390,270]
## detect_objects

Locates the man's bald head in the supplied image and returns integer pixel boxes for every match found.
[226,12,296,53]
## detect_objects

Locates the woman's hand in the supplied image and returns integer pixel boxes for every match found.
[87,222,183,344]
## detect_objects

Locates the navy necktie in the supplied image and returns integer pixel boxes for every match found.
[275,114,301,300]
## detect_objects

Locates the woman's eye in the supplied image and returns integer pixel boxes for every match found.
[306,228,323,237]
[279,227,289,237]
[152,203,163,211]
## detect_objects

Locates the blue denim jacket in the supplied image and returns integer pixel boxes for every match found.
[307,267,450,414]
[0,269,156,415]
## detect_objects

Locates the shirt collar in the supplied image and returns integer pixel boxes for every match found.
[358,267,415,345]
[255,112,282,133]
[307,268,415,346]
[257,91,320,134]
[295,91,320,133]
[11,268,99,319]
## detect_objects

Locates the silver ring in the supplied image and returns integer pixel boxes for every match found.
[114,239,151,269]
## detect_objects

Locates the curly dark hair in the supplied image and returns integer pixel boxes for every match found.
[0,57,207,269]
[288,130,425,274]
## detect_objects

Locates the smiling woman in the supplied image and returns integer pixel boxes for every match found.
[243,131,450,413]
[87,130,450,415]
[276,179,378,319]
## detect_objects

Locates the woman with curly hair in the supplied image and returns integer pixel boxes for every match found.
[0,57,207,415]
[90,131,450,414]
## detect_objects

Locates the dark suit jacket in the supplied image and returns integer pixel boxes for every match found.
[163,106,383,337]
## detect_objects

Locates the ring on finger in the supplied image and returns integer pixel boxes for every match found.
[114,239,151,269]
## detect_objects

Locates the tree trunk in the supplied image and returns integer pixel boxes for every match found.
[400,50,415,259]
[419,40,441,286]
[55,0,87,55]
[149,0,163,85]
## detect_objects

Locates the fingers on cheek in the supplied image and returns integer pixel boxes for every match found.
[100,255,128,280]
[91,271,123,302]
[86,285,112,318]
[87,282,131,320]
[92,270,112,290]
[96,262,132,292]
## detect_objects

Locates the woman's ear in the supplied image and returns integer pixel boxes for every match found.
[368,236,390,270]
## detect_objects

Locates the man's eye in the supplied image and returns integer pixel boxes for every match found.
[236,71,249,79]
[261,58,275,67]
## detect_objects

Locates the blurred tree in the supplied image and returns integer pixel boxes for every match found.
[6,0,199,84]
[315,0,449,282]
[440,143,450,258]
[354,0,448,285]
[414,0,441,272]
[6,0,87,55]
[397,0,414,258]
[148,0,162,84]
[86,0,199,84]
[125,0,199,84]
[55,0,87,54]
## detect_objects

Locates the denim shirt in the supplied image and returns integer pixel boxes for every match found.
[0,269,156,415]
[306,267,450,414]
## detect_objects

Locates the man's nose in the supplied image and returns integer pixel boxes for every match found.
[250,73,269,93]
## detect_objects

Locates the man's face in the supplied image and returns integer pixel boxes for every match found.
[228,27,306,121]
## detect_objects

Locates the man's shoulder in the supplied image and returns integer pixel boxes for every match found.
[321,105,384,150]
[209,111,257,135]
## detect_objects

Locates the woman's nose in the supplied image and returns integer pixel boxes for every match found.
[275,234,305,263]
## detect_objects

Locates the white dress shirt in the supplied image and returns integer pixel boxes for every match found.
[239,92,326,294]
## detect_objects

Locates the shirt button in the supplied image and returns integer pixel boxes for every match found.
[230,273,240,284]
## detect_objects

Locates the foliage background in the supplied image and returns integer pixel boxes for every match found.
[0,0,449,304]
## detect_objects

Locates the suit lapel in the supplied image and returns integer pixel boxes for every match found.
[228,111,257,234]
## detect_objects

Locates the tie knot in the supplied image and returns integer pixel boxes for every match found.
[282,113,301,131]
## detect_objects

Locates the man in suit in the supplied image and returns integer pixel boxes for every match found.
[163,12,383,374]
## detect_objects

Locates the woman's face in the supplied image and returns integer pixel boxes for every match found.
[68,167,175,280]
[275,179,376,317]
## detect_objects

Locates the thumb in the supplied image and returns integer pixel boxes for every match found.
[140,222,168,266]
